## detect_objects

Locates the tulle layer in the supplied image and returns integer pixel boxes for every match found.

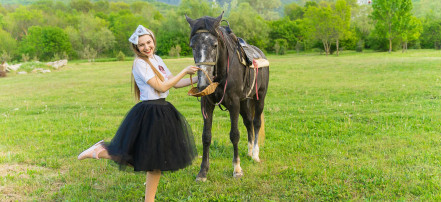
[105,99,197,172]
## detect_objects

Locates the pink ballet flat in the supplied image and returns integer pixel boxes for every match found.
[77,140,105,160]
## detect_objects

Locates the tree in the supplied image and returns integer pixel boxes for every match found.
[304,4,336,55]
[228,3,269,49]
[155,0,221,56]
[93,0,110,13]
[108,11,147,55]
[178,0,220,19]
[352,5,373,48]
[274,39,288,55]
[413,0,441,19]
[6,6,44,39]
[268,17,302,51]
[333,0,351,56]
[82,45,97,62]
[371,0,413,53]
[109,2,130,13]
[420,18,441,49]
[399,16,422,52]
[284,2,304,20]
[0,29,17,58]
[70,0,93,13]
[64,13,115,58]
[241,0,281,20]
[19,26,72,61]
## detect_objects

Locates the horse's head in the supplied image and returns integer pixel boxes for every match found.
[186,12,223,91]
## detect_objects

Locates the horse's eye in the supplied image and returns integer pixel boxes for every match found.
[213,42,218,47]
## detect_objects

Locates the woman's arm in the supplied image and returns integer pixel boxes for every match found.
[147,65,198,93]
[172,76,198,88]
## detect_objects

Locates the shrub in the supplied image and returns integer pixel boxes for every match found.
[168,45,182,58]
[116,51,125,61]
[1,51,11,63]
[356,40,364,52]
[22,53,30,62]
[19,62,49,72]
[52,53,60,61]
[274,39,288,55]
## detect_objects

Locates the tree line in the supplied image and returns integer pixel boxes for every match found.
[0,0,440,63]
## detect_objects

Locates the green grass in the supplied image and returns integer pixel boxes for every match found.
[1,50,441,201]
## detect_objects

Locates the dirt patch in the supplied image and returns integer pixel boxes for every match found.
[0,163,65,201]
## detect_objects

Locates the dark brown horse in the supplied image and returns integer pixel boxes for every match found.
[186,13,270,182]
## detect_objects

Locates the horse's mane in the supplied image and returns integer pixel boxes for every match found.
[189,16,219,39]
[189,16,237,54]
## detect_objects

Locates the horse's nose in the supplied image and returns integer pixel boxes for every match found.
[197,66,210,90]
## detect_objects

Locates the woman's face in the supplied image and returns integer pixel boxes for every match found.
[137,35,155,58]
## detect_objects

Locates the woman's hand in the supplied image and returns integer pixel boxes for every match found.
[185,65,198,75]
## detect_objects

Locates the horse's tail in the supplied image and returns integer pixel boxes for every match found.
[258,112,265,147]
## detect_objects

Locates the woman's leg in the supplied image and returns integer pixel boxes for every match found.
[145,170,161,202]
[97,148,111,159]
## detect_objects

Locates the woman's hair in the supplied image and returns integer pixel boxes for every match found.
[131,33,165,101]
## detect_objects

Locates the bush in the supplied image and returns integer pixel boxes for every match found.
[52,53,60,61]
[1,51,11,63]
[274,39,288,55]
[19,26,72,61]
[168,45,181,58]
[18,62,49,72]
[116,51,125,61]
[356,40,364,52]
[22,53,30,62]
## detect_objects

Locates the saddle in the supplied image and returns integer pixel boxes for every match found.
[221,23,269,100]
[222,24,269,68]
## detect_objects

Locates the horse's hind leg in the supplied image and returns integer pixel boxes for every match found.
[251,99,265,163]
[240,100,254,158]
[196,98,215,182]
[229,104,243,178]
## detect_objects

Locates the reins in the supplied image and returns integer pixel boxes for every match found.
[189,67,214,87]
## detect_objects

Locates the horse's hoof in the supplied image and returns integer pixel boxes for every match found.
[233,171,243,178]
[248,143,253,157]
[196,176,207,182]
[252,157,261,163]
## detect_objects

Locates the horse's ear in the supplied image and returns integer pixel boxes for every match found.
[214,11,224,27]
[185,14,196,28]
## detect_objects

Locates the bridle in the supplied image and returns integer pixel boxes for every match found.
[191,28,231,115]
[193,29,220,79]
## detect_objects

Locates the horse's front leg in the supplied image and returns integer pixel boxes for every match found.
[196,97,215,182]
[229,104,243,178]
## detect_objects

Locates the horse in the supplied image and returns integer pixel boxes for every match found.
[185,12,270,182]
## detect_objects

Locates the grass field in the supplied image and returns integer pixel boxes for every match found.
[1,50,441,201]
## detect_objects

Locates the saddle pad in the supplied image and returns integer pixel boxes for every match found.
[252,58,269,68]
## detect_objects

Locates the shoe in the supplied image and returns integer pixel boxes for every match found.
[77,140,105,160]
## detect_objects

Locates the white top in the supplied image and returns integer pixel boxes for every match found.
[132,55,172,101]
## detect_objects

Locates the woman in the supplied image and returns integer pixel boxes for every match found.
[78,25,198,202]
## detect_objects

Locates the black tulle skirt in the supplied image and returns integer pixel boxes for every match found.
[104,98,197,172]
